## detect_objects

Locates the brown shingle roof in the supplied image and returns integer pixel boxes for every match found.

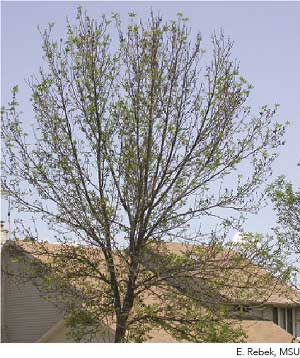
[237,320,293,343]
[145,241,300,306]
[38,318,294,343]
[5,240,300,306]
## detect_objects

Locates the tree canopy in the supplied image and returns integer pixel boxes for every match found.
[269,176,300,257]
[1,9,289,342]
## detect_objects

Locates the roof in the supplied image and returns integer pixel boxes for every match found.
[38,318,294,343]
[4,240,300,306]
[237,320,293,343]
[144,241,300,306]
[2,240,299,343]
[37,319,177,343]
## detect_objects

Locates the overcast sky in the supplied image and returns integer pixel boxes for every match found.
[2,1,300,239]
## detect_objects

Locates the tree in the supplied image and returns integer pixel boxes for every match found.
[1,8,288,342]
[268,176,300,256]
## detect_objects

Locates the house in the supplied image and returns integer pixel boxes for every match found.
[1,224,300,343]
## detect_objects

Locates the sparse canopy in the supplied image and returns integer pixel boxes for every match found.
[268,176,300,256]
[1,8,289,342]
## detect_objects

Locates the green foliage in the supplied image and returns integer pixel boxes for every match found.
[268,176,300,255]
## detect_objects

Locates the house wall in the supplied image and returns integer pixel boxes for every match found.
[1,246,63,343]
[257,305,300,337]
[295,307,300,337]
[1,243,115,343]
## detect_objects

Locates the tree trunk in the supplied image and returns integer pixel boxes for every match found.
[114,315,128,343]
